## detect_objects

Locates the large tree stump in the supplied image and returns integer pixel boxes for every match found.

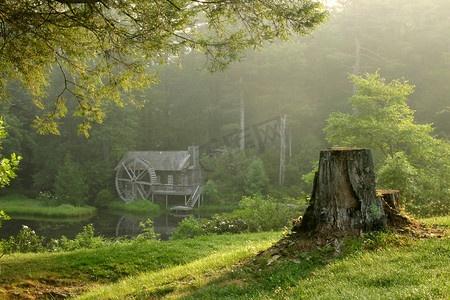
[298,148,386,233]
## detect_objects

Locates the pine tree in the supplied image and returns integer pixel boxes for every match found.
[54,154,88,206]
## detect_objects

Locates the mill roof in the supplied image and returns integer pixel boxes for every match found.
[115,151,191,171]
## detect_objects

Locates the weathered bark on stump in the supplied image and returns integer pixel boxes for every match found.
[378,190,411,228]
[298,148,386,233]
[378,190,399,210]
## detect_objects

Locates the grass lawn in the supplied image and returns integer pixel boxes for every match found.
[0,232,282,299]
[79,216,449,300]
[0,216,448,299]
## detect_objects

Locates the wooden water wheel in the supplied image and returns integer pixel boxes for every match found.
[115,158,157,203]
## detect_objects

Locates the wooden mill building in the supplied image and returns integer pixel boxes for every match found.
[115,146,203,209]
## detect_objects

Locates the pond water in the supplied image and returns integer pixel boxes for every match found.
[0,209,213,241]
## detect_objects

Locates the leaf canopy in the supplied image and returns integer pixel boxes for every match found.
[0,0,327,135]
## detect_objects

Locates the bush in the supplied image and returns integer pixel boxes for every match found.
[2,225,46,253]
[0,221,161,254]
[244,158,269,196]
[59,224,108,251]
[201,214,249,234]
[232,195,304,232]
[171,195,306,240]
[94,189,114,208]
[108,199,160,214]
[36,191,61,206]
[171,216,206,240]
[202,180,222,205]
[134,219,160,242]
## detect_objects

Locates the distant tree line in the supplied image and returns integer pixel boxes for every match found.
[0,0,448,216]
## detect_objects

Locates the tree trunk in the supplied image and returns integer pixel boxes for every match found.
[298,148,386,233]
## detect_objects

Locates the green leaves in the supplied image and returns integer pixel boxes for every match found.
[326,72,419,157]
[0,119,21,188]
[0,0,327,135]
[325,72,450,216]
[54,154,88,206]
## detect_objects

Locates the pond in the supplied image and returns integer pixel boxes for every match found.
[0,209,214,241]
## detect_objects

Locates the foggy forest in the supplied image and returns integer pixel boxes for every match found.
[0,0,448,299]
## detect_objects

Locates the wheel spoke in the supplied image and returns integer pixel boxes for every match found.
[117,178,133,182]
[136,184,147,200]
[122,162,134,179]
[135,180,152,186]
[129,160,137,178]
[117,158,155,203]
[136,169,147,180]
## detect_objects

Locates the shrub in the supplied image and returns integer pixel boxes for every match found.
[171,216,206,240]
[244,158,269,196]
[59,224,108,250]
[2,225,46,253]
[36,191,61,206]
[108,199,160,214]
[202,180,222,205]
[94,189,114,208]
[232,195,304,232]
[201,214,249,234]
[134,219,160,242]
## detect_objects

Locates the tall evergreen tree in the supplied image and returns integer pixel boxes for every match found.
[54,154,88,206]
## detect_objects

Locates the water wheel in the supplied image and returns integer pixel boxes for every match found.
[115,158,157,203]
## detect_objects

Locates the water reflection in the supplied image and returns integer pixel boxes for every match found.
[0,210,203,241]
[114,213,190,240]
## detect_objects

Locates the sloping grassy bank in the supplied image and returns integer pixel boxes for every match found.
[80,216,449,299]
[0,217,448,299]
[0,232,281,299]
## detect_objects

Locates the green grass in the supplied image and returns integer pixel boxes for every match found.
[79,216,449,299]
[0,216,448,299]
[0,195,96,218]
[0,232,281,297]
[107,199,160,215]
[420,215,450,227]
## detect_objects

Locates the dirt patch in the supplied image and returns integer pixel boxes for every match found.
[0,279,93,300]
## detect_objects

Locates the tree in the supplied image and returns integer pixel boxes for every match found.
[54,154,88,206]
[325,72,450,216]
[0,0,327,135]
[0,119,21,188]
[0,119,20,232]
[201,149,253,203]
[0,210,10,229]
[244,158,269,196]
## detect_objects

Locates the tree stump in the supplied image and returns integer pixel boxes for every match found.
[377,190,411,228]
[298,148,386,233]
[378,190,400,210]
